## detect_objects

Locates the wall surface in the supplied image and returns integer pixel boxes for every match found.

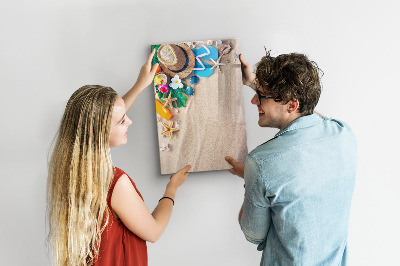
[1,0,399,265]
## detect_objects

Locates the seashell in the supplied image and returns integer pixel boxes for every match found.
[186,86,194,96]
[156,73,168,85]
[190,75,199,84]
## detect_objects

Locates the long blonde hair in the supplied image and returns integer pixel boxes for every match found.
[47,85,118,265]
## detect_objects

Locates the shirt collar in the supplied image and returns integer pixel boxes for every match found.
[275,114,322,137]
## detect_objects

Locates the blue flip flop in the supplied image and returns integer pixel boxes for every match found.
[191,45,219,77]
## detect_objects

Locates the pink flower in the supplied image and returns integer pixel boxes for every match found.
[158,85,169,93]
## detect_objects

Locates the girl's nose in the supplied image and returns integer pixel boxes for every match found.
[126,116,133,126]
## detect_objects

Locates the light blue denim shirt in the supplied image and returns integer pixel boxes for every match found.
[240,114,357,266]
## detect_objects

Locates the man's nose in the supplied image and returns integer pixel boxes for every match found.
[251,94,259,105]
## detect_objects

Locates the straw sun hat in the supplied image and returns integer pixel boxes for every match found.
[157,43,195,79]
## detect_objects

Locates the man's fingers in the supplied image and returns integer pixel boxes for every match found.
[225,156,237,167]
[239,54,249,67]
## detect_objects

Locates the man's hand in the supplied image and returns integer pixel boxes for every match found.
[239,54,256,90]
[225,156,244,178]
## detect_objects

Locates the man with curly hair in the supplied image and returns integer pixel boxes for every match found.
[226,52,357,265]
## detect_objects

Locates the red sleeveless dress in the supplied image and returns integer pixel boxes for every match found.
[93,167,148,266]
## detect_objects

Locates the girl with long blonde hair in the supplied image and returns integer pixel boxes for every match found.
[47,50,191,266]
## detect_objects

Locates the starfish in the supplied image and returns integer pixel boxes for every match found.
[162,93,177,108]
[159,143,170,152]
[210,45,231,72]
[160,121,179,140]
[210,57,226,72]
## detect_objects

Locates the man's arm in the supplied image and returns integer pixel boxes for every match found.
[239,54,257,90]
[239,155,271,245]
[224,156,245,223]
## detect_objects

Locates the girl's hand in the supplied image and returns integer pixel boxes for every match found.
[167,165,191,191]
[122,50,159,113]
[135,49,159,90]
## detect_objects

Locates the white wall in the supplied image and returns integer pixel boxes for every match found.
[1,0,399,265]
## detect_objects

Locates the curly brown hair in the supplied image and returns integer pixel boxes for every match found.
[255,52,322,115]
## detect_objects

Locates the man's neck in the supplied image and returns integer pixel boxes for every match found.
[278,113,303,130]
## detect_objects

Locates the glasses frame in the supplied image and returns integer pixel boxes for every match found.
[255,89,281,104]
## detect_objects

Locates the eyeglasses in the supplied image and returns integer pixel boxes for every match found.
[255,90,280,104]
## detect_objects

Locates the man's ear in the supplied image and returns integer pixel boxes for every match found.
[288,100,299,113]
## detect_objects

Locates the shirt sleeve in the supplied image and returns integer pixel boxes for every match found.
[239,154,271,247]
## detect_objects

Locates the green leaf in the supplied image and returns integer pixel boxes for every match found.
[176,88,186,94]
[174,91,187,108]
[157,90,165,101]
[151,44,161,66]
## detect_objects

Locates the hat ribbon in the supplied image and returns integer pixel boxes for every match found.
[168,46,190,74]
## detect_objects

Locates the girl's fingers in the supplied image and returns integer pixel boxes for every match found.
[180,165,191,173]
[147,49,156,65]
[151,63,159,75]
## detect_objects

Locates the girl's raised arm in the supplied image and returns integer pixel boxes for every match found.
[122,49,159,112]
